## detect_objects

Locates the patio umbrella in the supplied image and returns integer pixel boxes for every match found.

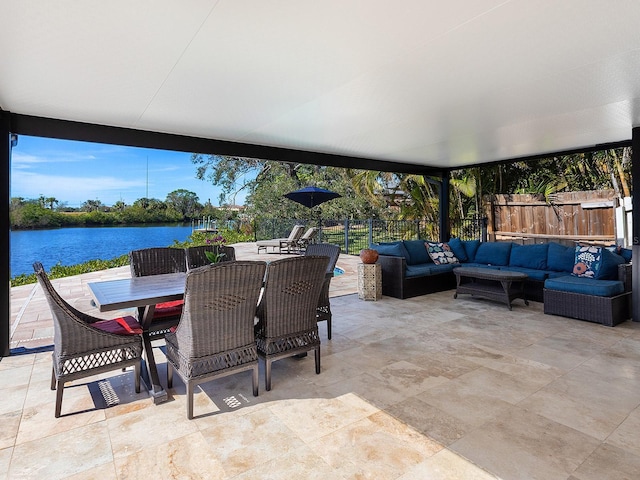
[284,186,341,208]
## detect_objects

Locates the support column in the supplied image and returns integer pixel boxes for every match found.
[0,112,11,356]
[632,127,640,322]
[439,172,450,242]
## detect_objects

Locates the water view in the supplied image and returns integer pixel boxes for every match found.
[11,224,194,276]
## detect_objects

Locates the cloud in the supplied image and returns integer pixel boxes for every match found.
[11,151,97,169]
[12,171,145,206]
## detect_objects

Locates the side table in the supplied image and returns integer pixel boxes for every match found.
[358,263,382,301]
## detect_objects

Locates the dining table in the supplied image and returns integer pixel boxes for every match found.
[87,272,186,404]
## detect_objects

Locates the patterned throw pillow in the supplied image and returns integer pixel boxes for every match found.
[425,242,459,265]
[572,245,602,278]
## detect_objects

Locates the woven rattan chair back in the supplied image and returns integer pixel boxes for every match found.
[129,247,187,277]
[33,262,142,417]
[165,261,267,418]
[305,243,340,339]
[185,245,236,270]
[129,247,187,338]
[255,255,329,390]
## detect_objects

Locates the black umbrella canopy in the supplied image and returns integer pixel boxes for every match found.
[284,186,341,208]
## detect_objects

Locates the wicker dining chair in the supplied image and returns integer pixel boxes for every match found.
[129,247,187,338]
[165,261,267,419]
[305,243,340,339]
[33,262,143,418]
[255,256,329,390]
[185,245,236,270]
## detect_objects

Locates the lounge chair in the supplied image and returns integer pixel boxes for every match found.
[257,224,305,253]
[296,227,318,252]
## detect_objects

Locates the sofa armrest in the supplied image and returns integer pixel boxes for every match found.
[618,263,632,292]
[377,255,406,279]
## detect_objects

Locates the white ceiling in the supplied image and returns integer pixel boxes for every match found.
[2,0,640,169]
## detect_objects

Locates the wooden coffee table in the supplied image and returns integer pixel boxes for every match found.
[453,267,529,310]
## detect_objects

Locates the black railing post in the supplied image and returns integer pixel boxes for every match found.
[439,172,450,242]
[1,112,11,357]
[344,219,350,254]
[368,218,373,247]
[481,217,488,242]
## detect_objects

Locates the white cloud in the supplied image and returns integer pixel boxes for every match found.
[12,171,145,206]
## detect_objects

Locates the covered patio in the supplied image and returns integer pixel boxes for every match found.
[4,2,640,478]
[3,243,640,478]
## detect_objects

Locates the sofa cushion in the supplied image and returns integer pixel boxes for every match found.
[596,248,625,280]
[572,245,603,278]
[448,237,468,262]
[509,243,548,270]
[461,263,501,270]
[544,276,625,297]
[547,270,571,279]
[425,241,459,265]
[404,264,433,278]
[461,240,481,262]
[547,242,575,272]
[372,242,409,259]
[499,266,549,281]
[405,263,457,278]
[473,242,512,266]
[403,239,432,265]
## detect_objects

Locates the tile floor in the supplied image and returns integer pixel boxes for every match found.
[2,244,640,479]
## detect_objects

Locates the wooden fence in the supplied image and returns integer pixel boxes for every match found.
[485,190,628,246]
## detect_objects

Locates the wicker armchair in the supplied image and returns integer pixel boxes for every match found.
[129,247,187,339]
[255,256,329,390]
[305,243,340,339]
[185,245,236,270]
[165,261,267,418]
[33,262,143,418]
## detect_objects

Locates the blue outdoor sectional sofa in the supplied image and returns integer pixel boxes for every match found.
[371,239,632,327]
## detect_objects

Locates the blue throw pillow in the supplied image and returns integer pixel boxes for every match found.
[402,240,432,265]
[606,245,632,263]
[448,237,468,262]
[547,242,575,272]
[371,242,408,259]
[572,245,603,279]
[620,247,632,263]
[596,248,625,280]
[461,240,480,262]
[509,243,548,270]
[473,242,512,266]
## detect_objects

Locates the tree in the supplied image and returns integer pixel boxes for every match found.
[112,200,127,212]
[165,189,201,219]
[192,154,382,221]
[81,199,103,212]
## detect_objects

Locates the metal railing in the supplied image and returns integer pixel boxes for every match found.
[254,217,487,255]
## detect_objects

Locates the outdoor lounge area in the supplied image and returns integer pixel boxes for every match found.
[3,243,640,479]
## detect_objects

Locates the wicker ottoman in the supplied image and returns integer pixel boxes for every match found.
[543,288,631,327]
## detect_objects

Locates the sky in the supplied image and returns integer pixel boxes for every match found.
[10,135,247,208]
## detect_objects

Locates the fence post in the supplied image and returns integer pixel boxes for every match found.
[344,219,350,254]
[481,217,488,242]
[368,218,373,247]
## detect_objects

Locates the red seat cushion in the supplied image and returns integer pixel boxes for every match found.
[93,315,143,335]
[153,300,184,319]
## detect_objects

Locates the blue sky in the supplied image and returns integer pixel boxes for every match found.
[10,135,245,208]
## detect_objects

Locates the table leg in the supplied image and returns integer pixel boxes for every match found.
[139,305,168,404]
[500,280,513,310]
